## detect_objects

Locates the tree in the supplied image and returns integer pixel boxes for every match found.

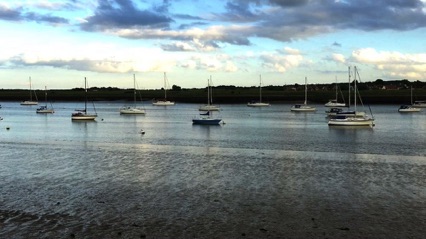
[172,85,182,91]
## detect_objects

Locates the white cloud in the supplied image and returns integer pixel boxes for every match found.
[352,48,426,79]
[260,47,304,72]
[331,53,346,63]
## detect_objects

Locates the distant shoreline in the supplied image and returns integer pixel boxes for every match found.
[1,85,425,104]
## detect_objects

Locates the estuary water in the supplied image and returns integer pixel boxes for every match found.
[0,102,425,238]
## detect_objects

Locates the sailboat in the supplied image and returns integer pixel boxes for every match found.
[291,77,316,112]
[247,75,270,107]
[71,77,97,120]
[199,75,220,111]
[21,77,38,105]
[120,74,146,114]
[325,77,346,107]
[328,66,375,127]
[399,85,421,113]
[152,72,175,106]
[192,111,222,125]
[36,86,54,113]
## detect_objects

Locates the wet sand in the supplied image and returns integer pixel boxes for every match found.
[1,143,425,239]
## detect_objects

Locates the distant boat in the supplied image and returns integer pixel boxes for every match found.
[328,66,374,127]
[199,75,220,111]
[399,86,421,113]
[412,101,426,108]
[152,72,175,106]
[325,77,346,107]
[71,77,97,120]
[36,86,54,114]
[21,77,38,105]
[120,74,146,115]
[247,75,270,107]
[291,77,316,112]
[192,111,222,125]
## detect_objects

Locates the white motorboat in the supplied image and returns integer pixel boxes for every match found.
[120,74,146,115]
[412,101,426,108]
[291,77,316,112]
[398,105,421,113]
[247,75,270,107]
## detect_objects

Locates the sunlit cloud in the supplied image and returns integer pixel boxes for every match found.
[352,48,426,79]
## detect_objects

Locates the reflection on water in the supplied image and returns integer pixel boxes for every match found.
[0,102,425,238]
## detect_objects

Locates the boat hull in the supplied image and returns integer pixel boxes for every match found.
[291,105,316,112]
[120,107,146,114]
[153,101,175,106]
[247,102,270,107]
[328,117,375,127]
[398,108,421,113]
[325,100,346,107]
[21,101,38,105]
[71,113,97,120]
[36,109,54,114]
[192,119,222,125]
[199,105,221,111]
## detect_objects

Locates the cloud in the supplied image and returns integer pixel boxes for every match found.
[352,48,426,79]
[81,0,172,31]
[330,53,346,64]
[260,47,304,72]
[180,54,239,72]
[0,4,68,24]
[216,0,426,43]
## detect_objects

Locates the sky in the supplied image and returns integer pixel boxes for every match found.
[1,0,426,90]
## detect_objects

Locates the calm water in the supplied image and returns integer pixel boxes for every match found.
[1,102,425,238]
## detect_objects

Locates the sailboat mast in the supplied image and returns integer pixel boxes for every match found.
[29,77,32,101]
[207,76,211,105]
[84,77,88,113]
[304,77,307,105]
[133,74,137,106]
[354,66,357,112]
[259,75,262,103]
[44,86,47,106]
[163,72,167,100]
[348,66,351,109]
[335,76,338,100]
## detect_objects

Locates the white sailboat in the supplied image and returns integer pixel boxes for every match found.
[71,77,97,120]
[399,86,421,113]
[247,75,270,107]
[152,72,175,106]
[36,86,54,113]
[199,75,220,111]
[21,77,38,105]
[325,77,346,107]
[120,74,146,114]
[291,77,316,112]
[328,66,374,127]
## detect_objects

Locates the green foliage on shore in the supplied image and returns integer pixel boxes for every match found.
[1,81,425,104]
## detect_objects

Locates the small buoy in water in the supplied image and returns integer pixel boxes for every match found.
[140,129,145,135]
[101,118,104,121]
[6,127,10,130]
